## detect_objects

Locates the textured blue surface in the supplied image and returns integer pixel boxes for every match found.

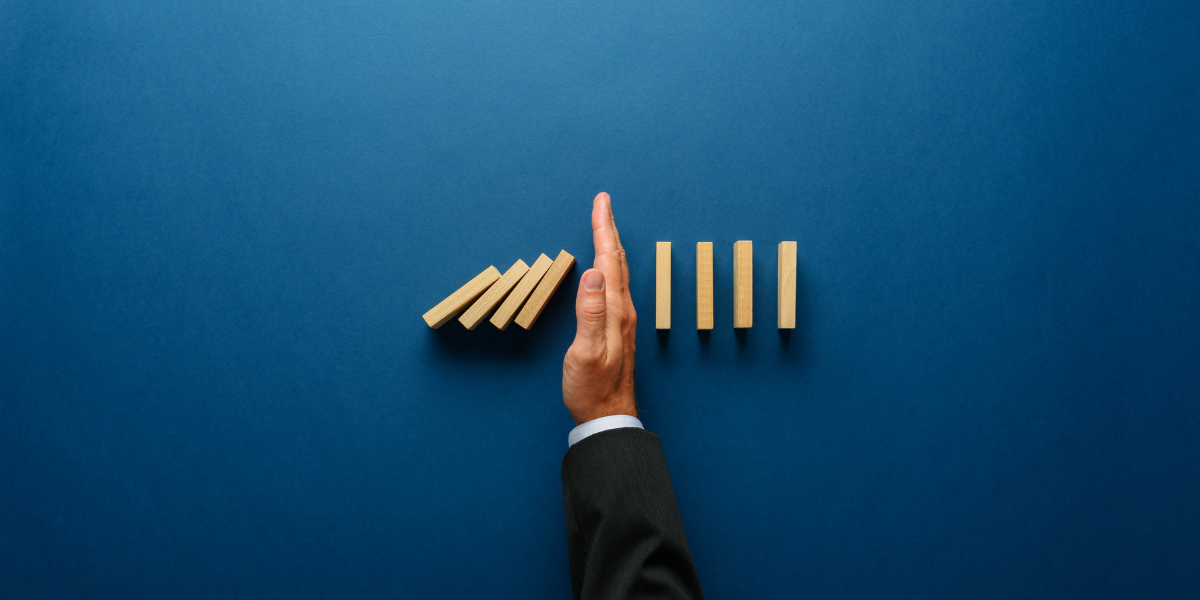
[3,0,1199,597]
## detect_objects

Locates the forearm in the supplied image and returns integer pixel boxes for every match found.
[561,428,704,600]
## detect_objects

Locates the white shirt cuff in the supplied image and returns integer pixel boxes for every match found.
[568,415,643,447]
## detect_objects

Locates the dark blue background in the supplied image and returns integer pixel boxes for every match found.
[3,0,1198,597]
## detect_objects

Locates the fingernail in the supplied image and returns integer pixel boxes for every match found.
[583,270,605,291]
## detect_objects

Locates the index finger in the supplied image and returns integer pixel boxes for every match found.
[591,192,631,292]
[591,192,624,256]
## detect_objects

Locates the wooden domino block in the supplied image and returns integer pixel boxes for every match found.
[656,242,671,329]
[733,240,753,328]
[458,259,530,330]
[514,249,575,330]
[778,241,797,329]
[696,242,713,330]
[422,266,501,329]
[490,253,554,330]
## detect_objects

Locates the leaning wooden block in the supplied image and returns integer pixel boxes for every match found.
[778,241,797,329]
[733,240,753,328]
[514,249,576,330]
[422,266,501,329]
[458,259,530,330]
[696,242,713,330]
[656,242,671,329]
[490,253,554,330]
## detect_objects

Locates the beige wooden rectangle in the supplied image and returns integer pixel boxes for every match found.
[490,253,554,330]
[733,240,753,328]
[458,259,530,330]
[514,249,576,329]
[422,266,501,329]
[696,242,713,330]
[778,241,797,329]
[656,242,671,329]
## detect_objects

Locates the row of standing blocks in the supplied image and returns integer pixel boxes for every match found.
[422,240,796,331]
[657,241,796,330]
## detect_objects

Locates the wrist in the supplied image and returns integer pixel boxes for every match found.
[572,403,637,426]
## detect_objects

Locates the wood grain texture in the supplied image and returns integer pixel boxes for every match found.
[490,253,554,330]
[458,259,530,330]
[733,240,753,328]
[778,241,796,329]
[422,266,501,329]
[696,242,713,330]
[514,249,576,330]
[656,242,671,329]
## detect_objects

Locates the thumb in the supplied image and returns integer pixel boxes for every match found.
[574,269,607,356]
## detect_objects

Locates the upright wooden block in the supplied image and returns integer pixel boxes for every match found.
[490,253,554,330]
[514,250,576,330]
[696,242,713,330]
[656,242,671,329]
[458,259,530,330]
[422,266,501,329]
[733,240,753,328]
[778,241,797,329]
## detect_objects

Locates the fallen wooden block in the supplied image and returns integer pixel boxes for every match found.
[696,242,713,330]
[656,242,671,329]
[422,265,501,329]
[514,249,576,330]
[458,259,530,330]
[733,240,753,328]
[778,241,796,329]
[490,253,554,330]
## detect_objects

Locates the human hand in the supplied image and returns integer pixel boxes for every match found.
[562,192,638,426]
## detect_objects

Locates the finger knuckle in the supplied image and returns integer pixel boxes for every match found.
[580,302,605,320]
[567,341,604,366]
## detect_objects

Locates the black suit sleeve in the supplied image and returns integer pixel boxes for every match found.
[560,427,704,600]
